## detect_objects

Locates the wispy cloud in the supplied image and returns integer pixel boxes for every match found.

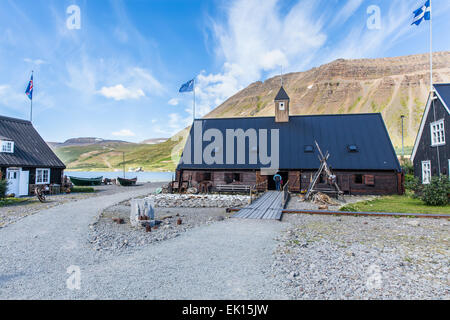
[168,98,179,106]
[99,84,145,101]
[112,129,136,137]
[195,0,327,116]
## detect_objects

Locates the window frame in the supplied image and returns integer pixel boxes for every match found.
[421,160,431,184]
[430,119,445,147]
[35,168,50,185]
[1,141,14,153]
[279,102,285,111]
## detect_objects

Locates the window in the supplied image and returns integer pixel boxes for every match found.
[203,172,212,181]
[36,168,50,184]
[354,174,363,184]
[422,161,431,184]
[347,145,358,153]
[233,173,241,182]
[279,102,285,111]
[1,141,14,153]
[304,145,314,153]
[430,119,445,146]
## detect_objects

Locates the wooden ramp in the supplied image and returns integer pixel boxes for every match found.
[233,191,284,220]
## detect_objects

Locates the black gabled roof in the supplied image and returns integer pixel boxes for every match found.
[178,113,401,172]
[0,115,66,168]
[434,83,450,112]
[274,86,290,101]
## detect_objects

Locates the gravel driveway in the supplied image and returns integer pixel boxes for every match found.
[0,186,286,299]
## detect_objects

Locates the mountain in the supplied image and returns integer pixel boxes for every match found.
[205,51,450,147]
[49,130,189,172]
[51,52,450,171]
[48,137,130,148]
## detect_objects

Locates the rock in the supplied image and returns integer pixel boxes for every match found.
[407,220,420,227]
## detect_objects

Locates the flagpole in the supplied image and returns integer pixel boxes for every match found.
[30,70,33,122]
[193,78,196,122]
[430,0,433,93]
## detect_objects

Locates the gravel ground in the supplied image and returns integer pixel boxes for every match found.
[1,188,449,300]
[89,204,234,255]
[285,194,376,211]
[273,213,450,299]
[0,184,155,228]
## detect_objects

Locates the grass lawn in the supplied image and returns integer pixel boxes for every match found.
[0,198,29,207]
[71,186,95,193]
[340,195,450,214]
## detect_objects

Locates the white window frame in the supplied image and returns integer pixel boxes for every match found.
[279,102,285,111]
[430,119,445,146]
[422,161,431,184]
[35,168,50,185]
[1,141,14,153]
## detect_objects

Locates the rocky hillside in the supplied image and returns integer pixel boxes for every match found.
[205,52,450,147]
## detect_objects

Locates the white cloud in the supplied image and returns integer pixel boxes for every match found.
[112,129,136,137]
[99,84,145,101]
[330,0,364,26]
[195,0,327,117]
[168,98,179,106]
[24,58,47,65]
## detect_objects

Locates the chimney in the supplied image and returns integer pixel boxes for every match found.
[274,86,290,123]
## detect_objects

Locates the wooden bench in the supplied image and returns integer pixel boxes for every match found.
[215,184,251,194]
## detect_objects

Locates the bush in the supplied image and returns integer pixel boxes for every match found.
[0,179,8,199]
[404,175,422,197]
[420,176,450,206]
[401,159,414,175]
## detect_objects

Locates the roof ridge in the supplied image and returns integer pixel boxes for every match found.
[0,115,32,124]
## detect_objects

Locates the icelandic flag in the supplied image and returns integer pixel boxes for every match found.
[25,74,33,100]
[412,0,431,26]
[179,79,194,93]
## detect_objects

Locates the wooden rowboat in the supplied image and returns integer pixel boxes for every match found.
[69,176,103,186]
[117,177,137,186]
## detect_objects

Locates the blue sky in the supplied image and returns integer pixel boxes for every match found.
[0,0,449,143]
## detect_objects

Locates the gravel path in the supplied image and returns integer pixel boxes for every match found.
[273,213,450,299]
[0,186,286,299]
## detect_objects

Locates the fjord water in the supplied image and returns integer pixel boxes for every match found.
[65,171,174,183]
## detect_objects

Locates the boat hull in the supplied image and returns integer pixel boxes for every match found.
[69,176,103,186]
[117,177,137,186]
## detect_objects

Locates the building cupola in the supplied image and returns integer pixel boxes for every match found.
[274,86,290,123]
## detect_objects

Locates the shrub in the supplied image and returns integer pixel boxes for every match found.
[401,159,414,175]
[420,176,450,206]
[0,179,8,199]
[404,175,422,197]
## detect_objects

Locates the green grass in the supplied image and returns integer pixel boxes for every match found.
[0,198,29,207]
[70,187,95,193]
[340,195,450,214]
[52,129,189,172]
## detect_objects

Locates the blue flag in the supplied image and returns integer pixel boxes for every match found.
[25,74,33,100]
[412,0,430,26]
[179,79,194,93]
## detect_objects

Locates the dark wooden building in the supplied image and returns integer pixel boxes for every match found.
[0,115,66,196]
[411,83,450,183]
[175,86,403,195]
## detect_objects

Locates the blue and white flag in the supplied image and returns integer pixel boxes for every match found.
[25,74,33,100]
[179,79,194,93]
[411,0,431,26]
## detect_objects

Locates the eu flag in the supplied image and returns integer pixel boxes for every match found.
[25,74,33,100]
[179,79,194,93]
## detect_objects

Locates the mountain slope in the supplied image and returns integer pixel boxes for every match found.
[205,51,450,147]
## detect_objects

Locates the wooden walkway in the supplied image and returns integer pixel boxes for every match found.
[233,191,284,220]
